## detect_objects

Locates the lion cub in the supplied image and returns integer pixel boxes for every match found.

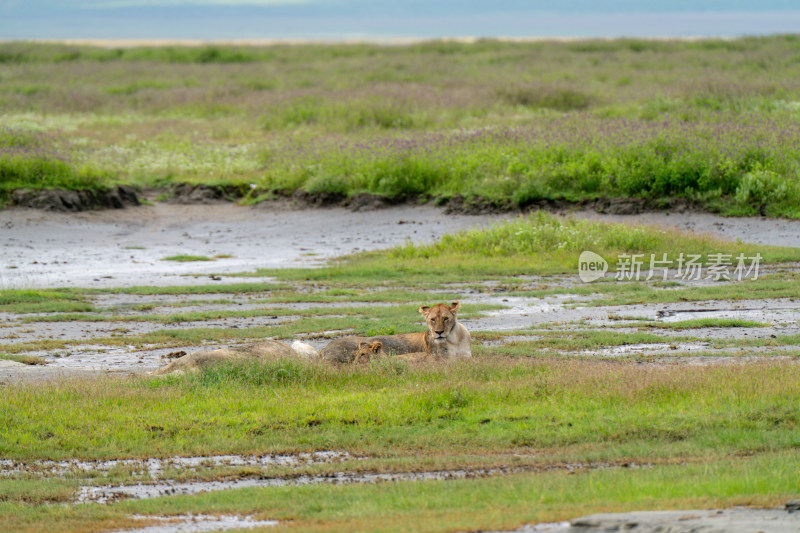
[152,339,318,375]
[353,341,430,364]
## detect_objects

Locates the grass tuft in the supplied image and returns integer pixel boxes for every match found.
[161,255,214,262]
[259,212,800,283]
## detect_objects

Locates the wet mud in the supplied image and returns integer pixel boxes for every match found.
[0,203,509,289]
[494,503,800,533]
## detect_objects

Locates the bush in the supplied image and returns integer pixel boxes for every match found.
[734,168,799,214]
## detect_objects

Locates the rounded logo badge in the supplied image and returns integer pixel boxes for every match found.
[578,251,608,283]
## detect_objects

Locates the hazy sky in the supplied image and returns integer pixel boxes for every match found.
[5,0,800,12]
[2,0,799,40]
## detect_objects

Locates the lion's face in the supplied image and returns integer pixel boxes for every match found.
[355,341,384,364]
[419,301,460,344]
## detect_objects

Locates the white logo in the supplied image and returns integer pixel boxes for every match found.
[579,251,608,283]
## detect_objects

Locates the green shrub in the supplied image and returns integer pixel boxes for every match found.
[735,168,798,210]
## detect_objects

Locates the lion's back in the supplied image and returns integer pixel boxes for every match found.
[321,333,427,364]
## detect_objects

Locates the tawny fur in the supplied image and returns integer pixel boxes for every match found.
[420,301,471,359]
[152,339,318,375]
[353,341,430,364]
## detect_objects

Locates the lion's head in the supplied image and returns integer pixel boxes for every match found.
[419,301,461,344]
[354,341,385,364]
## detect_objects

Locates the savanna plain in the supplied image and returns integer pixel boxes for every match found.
[1,37,800,532]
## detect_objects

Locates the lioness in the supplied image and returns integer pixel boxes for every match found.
[321,301,470,364]
[354,341,430,364]
[152,340,318,375]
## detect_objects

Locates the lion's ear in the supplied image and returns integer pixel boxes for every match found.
[371,342,383,353]
[359,342,369,350]
[419,305,431,316]
[450,301,461,313]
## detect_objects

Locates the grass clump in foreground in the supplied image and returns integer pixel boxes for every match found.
[2,357,800,529]
[256,211,800,283]
[2,357,799,460]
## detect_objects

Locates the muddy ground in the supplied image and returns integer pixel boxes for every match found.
[0,202,508,289]
[4,202,800,289]
[497,503,800,532]
[2,203,800,383]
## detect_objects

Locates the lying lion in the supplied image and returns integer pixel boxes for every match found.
[152,339,318,375]
[322,301,471,364]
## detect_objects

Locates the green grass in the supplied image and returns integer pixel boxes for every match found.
[255,289,469,304]
[0,353,46,365]
[0,289,92,314]
[478,331,695,356]
[642,318,770,330]
[1,451,798,532]
[161,254,214,262]
[127,453,800,532]
[88,282,291,295]
[3,37,800,215]
[581,275,800,306]
[2,357,799,460]
[0,128,112,202]
[2,54,800,531]
[159,254,232,261]
[20,302,501,325]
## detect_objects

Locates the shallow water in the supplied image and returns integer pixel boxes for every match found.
[107,514,278,533]
[77,462,632,504]
[0,451,354,478]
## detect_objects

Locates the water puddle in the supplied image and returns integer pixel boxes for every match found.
[0,451,353,478]
[77,462,645,505]
[587,342,712,357]
[108,514,277,533]
[461,295,594,331]
[656,304,796,323]
[484,522,571,532]
[79,469,511,504]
